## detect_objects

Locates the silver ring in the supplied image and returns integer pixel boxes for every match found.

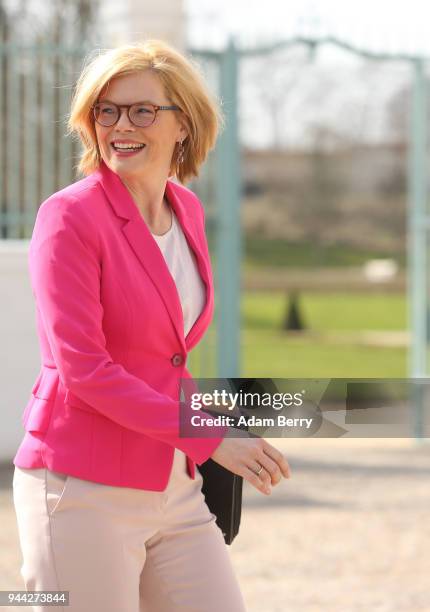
[255,464,263,476]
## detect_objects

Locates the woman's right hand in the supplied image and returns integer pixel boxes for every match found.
[210,433,291,495]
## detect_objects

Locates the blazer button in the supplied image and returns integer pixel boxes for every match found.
[171,353,184,367]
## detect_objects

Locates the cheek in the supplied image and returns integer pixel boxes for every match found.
[95,127,109,150]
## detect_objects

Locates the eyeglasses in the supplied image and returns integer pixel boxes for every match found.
[92,100,182,128]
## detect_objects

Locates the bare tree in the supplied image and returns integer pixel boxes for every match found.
[241,46,309,151]
[0,0,101,44]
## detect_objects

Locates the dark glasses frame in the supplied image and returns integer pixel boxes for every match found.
[91,100,182,127]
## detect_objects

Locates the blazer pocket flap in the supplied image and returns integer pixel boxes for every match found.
[22,396,53,433]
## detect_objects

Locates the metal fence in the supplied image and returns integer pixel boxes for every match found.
[0,42,88,239]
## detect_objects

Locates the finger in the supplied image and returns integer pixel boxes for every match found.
[243,466,272,495]
[277,454,291,478]
[262,444,291,478]
[253,457,282,485]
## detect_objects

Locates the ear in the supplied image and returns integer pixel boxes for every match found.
[176,111,189,141]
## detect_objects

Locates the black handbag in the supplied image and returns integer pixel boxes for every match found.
[197,458,243,545]
[188,380,254,545]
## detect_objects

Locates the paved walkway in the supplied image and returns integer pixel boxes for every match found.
[286,329,410,347]
[1,438,429,611]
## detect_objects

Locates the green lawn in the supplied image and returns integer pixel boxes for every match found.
[240,330,406,377]
[241,290,407,377]
[243,237,406,269]
[243,291,407,332]
[189,290,408,378]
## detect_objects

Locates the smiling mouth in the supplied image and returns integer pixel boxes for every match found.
[111,143,146,152]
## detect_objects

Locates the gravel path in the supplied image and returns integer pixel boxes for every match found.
[1,438,429,611]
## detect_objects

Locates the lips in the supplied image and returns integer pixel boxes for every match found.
[110,141,146,156]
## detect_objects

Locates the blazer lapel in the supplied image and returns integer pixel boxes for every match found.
[93,161,213,352]
[165,179,214,350]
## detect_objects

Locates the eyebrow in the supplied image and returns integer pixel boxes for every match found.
[97,98,158,105]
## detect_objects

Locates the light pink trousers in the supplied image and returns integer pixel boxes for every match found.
[12,449,247,612]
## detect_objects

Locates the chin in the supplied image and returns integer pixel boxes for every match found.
[107,157,141,175]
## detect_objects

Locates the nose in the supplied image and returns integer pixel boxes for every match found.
[114,108,135,130]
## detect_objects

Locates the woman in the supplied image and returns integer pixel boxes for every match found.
[12,39,291,612]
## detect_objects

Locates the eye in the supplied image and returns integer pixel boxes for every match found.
[135,105,153,114]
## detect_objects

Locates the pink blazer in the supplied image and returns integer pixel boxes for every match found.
[13,160,227,490]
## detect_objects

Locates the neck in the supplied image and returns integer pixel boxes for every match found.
[121,173,170,230]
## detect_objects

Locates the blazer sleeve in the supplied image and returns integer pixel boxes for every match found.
[29,193,227,465]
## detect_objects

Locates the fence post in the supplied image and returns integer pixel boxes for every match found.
[407,58,428,440]
[215,38,241,377]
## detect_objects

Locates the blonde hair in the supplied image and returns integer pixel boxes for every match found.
[67,39,225,184]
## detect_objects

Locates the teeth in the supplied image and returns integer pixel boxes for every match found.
[113,143,145,150]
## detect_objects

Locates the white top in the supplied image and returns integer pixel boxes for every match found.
[151,208,207,471]
[151,208,206,338]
